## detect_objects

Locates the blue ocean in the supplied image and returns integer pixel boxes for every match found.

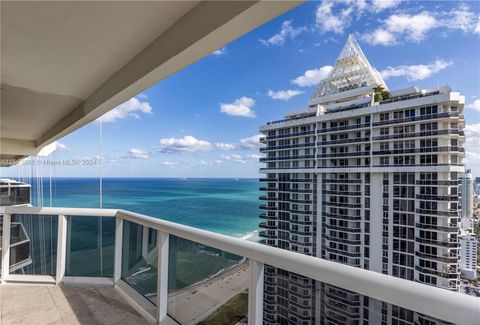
[48,177,260,238]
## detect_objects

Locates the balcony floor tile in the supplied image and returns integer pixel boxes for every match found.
[0,285,150,324]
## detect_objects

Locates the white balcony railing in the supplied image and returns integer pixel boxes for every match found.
[0,206,478,324]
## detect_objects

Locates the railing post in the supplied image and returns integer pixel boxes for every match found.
[114,217,123,284]
[1,214,11,283]
[55,215,67,285]
[156,231,169,324]
[142,225,149,259]
[248,260,264,325]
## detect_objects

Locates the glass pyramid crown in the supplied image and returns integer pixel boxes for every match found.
[310,34,387,105]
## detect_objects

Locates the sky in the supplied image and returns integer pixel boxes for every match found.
[2,0,480,178]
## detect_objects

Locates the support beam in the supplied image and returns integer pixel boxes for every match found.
[248,260,264,325]
[55,214,67,285]
[1,214,11,282]
[114,217,124,284]
[156,231,169,324]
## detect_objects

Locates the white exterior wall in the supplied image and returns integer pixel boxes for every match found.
[460,171,473,220]
[459,232,478,280]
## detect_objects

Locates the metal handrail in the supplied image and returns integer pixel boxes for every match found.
[0,206,478,325]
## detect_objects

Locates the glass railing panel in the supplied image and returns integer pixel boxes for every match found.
[121,220,158,304]
[167,235,248,325]
[10,214,57,275]
[263,266,456,324]
[65,216,115,277]
[0,186,30,206]
[0,214,2,275]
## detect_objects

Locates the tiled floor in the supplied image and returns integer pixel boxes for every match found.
[0,285,150,324]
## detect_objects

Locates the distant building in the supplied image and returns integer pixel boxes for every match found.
[474,177,480,196]
[459,231,477,280]
[460,170,473,219]
[459,170,478,280]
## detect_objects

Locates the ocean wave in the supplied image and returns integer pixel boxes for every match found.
[239,229,258,241]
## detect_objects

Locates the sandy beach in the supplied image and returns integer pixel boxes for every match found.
[167,260,249,325]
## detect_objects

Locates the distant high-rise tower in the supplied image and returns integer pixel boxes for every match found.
[460,170,473,221]
[259,35,465,325]
[459,170,477,280]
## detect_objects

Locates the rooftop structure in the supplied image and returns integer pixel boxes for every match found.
[309,34,387,106]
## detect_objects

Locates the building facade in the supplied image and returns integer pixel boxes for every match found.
[259,36,465,325]
[459,231,477,280]
[459,170,478,280]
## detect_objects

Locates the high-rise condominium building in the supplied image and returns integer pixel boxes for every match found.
[459,170,477,280]
[259,35,465,325]
[460,170,473,220]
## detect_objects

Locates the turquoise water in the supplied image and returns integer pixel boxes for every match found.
[49,178,260,238]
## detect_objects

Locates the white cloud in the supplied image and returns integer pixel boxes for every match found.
[219,153,262,164]
[371,0,400,13]
[215,142,236,151]
[157,134,263,154]
[159,135,212,153]
[385,12,437,42]
[465,124,480,148]
[267,89,304,101]
[55,142,70,152]
[245,153,262,160]
[462,124,480,173]
[97,97,152,123]
[260,20,306,46]
[315,1,357,34]
[160,161,178,168]
[318,1,477,47]
[221,154,247,164]
[292,66,334,87]
[128,148,149,160]
[197,159,224,166]
[466,99,480,112]
[220,97,256,118]
[464,151,480,173]
[361,29,396,46]
[212,47,227,55]
[380,59,452,81]
[364,11,437,46]
[444,4,478,33]
[239,134,262,149]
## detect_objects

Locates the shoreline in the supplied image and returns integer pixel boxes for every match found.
[167,261,249,325]
[168,259,248,297]
[240,229,258,241]
[166,229,257,295]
